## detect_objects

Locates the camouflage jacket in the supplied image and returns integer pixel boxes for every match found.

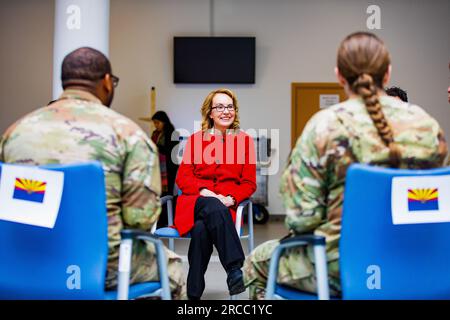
[280,96,448,263]
[0,89,161,267]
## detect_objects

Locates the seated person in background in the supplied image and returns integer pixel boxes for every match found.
[243,32,448,299]
[175,88,256,300]
[151,111,180,228]
[0,47,186,299]
[151,111,180,197]
[386,86,408,102]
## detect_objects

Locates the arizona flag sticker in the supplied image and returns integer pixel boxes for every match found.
[13,178,47,203]
[392,175,450,225]
[408,188,439,211]
[0,164,64,228]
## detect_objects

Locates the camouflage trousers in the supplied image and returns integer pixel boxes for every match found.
[243,239,341,300]
[105,240,186,300]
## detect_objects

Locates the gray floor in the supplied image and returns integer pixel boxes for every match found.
[162,219,287,300]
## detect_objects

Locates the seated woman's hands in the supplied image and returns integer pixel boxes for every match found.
[217,195,235,208]
[199,188,235,208]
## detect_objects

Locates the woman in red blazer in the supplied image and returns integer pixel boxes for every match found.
[175,88,256,300]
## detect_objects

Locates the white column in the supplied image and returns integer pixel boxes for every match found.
[53,0,110,100]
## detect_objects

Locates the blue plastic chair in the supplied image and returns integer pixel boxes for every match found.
[266,164,450,300]
[152,195,255,253]
[152,193,254,300]
[0,161,171,300]
[265,234,330,300]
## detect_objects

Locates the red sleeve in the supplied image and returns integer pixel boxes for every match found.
[175,134,210,195]
[227,135,257,205]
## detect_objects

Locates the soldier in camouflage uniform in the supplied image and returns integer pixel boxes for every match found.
[0,47,186,299]
[244,32,448,299]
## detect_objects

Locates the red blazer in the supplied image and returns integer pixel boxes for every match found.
[174,130,257,236]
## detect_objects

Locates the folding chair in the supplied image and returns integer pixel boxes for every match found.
[152,194,254,300]
[265,163,450,300]
[152,195,254,253]
[0,161,171,300]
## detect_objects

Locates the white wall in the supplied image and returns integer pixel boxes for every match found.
[1,0,449,215]
[110,0,450,215]
[0,0,54,131]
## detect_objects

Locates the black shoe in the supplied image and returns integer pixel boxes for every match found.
[227,269,245,295]
[188,295,201,300]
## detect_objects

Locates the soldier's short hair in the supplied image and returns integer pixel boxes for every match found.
[61,47,112,86]
[385,86,408,102]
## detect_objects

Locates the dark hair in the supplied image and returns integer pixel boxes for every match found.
[61,47,111,87]
[152,111,176,138]
[385,86,408,102]
[337,32,400,168]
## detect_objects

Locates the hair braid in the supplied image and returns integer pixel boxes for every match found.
[352,73,401,167]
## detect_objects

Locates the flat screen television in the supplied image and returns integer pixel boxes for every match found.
[174,37,255,84]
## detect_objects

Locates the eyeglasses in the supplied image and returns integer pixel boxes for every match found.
[110,74,120,88]
[211,104,235,112]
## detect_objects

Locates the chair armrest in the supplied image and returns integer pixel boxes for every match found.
[151,196,174,233]
[117,229,171,300]
[238,199,251,208]
[160,195,174,206]
[280,234,326,246]
[235,199,253,235]
[121,229,161,243]
[265,235,329,300]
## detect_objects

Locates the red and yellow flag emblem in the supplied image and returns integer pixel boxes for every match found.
[13,178,47,203]
[408,188,439,211]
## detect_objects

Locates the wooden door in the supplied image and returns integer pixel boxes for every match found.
[291,83,347,148]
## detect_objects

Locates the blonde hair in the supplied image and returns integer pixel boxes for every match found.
[337,32,401,167]
[200,88,240,131]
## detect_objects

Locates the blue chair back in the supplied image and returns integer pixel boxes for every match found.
[0,162,108,299]
[340,164,450,299]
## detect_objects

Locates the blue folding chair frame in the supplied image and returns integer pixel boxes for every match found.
[265,235,330,300]
[152,195,254,299]
[340,164,450,300]
[112,230,171,300]
[152,195,255,253]
[264,163,450,300]
[0,161,171,300]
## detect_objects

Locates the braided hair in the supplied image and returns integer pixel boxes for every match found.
[337,32,401,167]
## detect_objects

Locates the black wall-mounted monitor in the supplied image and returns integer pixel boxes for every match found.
[174,37,255,84]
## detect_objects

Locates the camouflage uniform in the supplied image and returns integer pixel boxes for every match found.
[0,89,186,299]
[244,96,448,299]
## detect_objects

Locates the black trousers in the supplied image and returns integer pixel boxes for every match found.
[187,197,245,299]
